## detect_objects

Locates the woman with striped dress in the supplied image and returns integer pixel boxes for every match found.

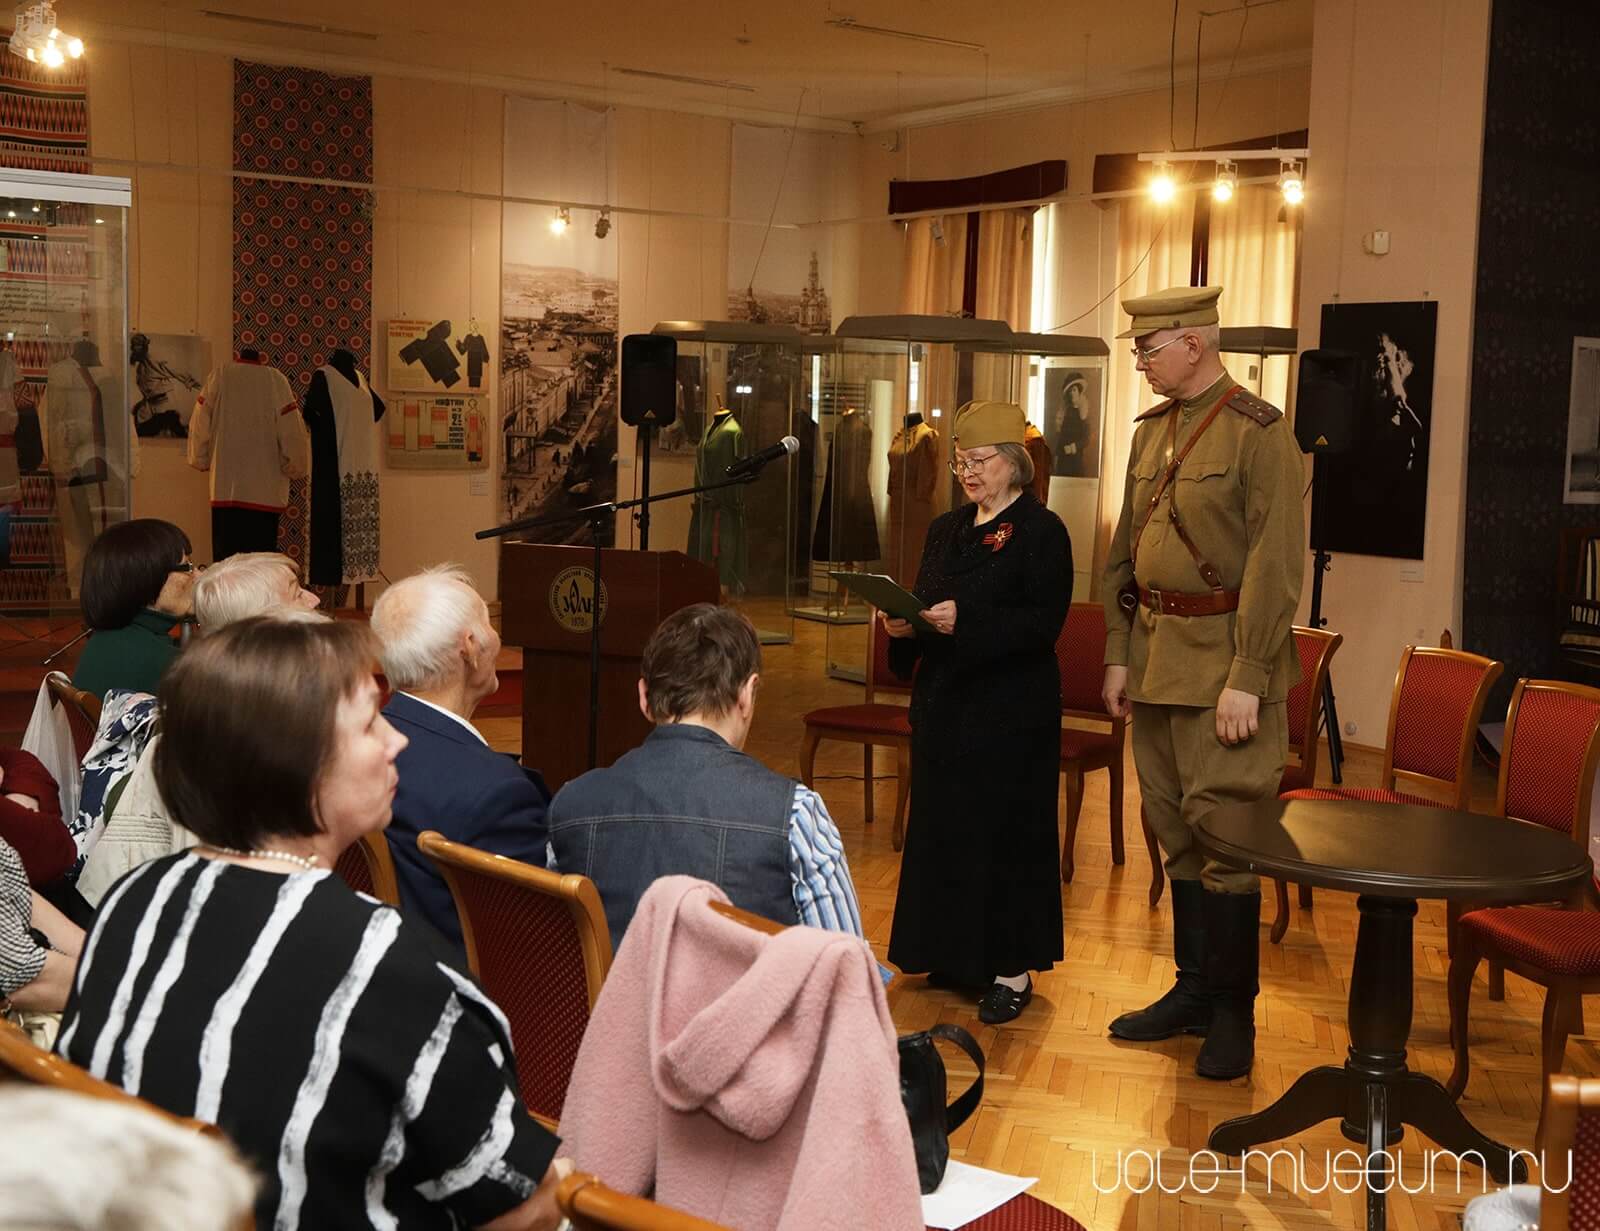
[57,617,567,1230]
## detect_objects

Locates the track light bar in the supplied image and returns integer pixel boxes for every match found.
[823,16,984,53]
[614,66,756,93]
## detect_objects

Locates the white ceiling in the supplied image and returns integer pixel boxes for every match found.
[70,0,1313,130]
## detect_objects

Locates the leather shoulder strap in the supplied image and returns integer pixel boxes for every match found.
[1134,398,1176,423]
[1227,388,1283,426]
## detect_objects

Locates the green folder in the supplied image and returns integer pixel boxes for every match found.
[827,571,938,635]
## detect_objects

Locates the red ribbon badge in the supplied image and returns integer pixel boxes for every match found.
[982,523,1014,553]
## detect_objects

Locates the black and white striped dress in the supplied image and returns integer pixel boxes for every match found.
[57,852,558,1230]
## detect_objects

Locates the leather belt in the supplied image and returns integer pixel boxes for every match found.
[1139,585,1240,617]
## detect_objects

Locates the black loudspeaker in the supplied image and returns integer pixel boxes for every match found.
[621,334,677,428]
[1294,348,1363,454]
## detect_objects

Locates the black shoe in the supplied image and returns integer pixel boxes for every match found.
[1109,879,1211,1041]
[977,976,1033,1024]
[1195,889,1261,1081]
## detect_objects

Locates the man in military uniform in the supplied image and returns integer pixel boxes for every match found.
[1100,286,1305,1080]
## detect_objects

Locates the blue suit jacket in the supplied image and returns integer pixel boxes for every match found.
[382,692,551,951]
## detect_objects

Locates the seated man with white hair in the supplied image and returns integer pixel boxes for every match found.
[371,565,550,951]
[192,551,318,630]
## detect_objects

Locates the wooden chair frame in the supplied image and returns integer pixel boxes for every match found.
[799,620,913,848]
[557,1171,734,1231]
[336,832,402,906]
[1538,1073,1600,1231]
[1268,626,1344,943]
[45,670,101,760]
[417,831,613,1013]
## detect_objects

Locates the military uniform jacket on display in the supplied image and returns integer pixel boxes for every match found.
[1102,372,1305,707]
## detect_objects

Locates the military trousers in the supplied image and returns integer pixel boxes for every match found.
[1130,700,1287,894]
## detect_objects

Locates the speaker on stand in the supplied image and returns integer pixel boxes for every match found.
[1296,347,1366,785]
[621,334,677,549]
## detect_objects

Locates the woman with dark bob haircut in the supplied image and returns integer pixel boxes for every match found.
[70,518,196,700]
[58,617,570,1231]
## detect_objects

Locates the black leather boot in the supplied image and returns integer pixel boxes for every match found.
[1109,879,1210,1041]
[1195,888,1261,1080]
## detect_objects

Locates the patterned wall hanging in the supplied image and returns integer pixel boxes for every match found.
[231,60,373,595]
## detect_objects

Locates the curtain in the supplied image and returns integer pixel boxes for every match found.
[1208,185,1301,410]
[973,208,1034,330]
[898,214,967,316]
[1093,196,1198,590]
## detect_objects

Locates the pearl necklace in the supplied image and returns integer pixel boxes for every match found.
[206,846,321,871]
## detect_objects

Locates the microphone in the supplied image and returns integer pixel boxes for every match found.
[725,435,799,479]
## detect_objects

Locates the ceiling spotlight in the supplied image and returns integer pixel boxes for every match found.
[7,3,84,68]
[93,216,103,224]
[29,203,38,213]
[1148,160,1177,205]
[549,206,570,236]
[594,207,611,239]
[1279,159,1305,207]
[1212,160,1238,204]
[5,210,13,219]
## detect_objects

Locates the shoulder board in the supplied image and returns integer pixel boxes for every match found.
[1227,389,1283,426]
[1134,398,1177,422]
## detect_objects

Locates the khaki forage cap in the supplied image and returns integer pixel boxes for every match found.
[952,400,1027,448]
[1117,285,1224,339]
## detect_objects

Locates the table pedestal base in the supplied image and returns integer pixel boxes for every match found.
[1206,895,1527,1231]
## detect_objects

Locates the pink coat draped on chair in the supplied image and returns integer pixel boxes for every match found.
[558,876,924,1231]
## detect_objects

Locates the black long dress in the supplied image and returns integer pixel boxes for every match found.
[887,487,1072,982]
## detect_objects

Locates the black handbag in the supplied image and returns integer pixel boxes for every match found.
[898,1022,985,1193]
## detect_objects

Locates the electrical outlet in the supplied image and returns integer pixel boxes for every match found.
[1344,721,1358,736]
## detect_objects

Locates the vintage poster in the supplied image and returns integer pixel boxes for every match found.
[386,394,488,470]
[1041,365,1104,480]
[385,318,492,394]
[500,98,618,546]
[129,332,209,438]
[726,124,840,334]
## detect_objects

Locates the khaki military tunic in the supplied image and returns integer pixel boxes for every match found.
[1101,370,1306,892]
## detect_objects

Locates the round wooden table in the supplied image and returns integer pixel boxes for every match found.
[1196,797,1592,1231]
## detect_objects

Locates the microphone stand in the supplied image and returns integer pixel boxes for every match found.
[477,467,772,771]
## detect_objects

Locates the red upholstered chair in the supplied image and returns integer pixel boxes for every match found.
[1445,680,1600,1126]
[417,831,612,1129]
[1274,644,1503,944]
[1056,603,1152,886]
[800,617,913,848]
[1266,626,1343,942]
[45,671,100,762]
[332,832,401,906]
[1539,1074,1600,1231]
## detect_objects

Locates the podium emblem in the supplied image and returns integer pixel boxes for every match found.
[549,565,610,633]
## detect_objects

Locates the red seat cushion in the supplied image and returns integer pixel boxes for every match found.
[1278,763,1313,794]
[802,704,911,737]
[1281,786,1439,806]
[1061,727,1116,760]
[1458,908,1600,976]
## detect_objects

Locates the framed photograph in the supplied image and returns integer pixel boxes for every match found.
[129,332,210,439]
[1310,300,1438,560]
[1041,365,1103,479]
[1564,337,1600,503]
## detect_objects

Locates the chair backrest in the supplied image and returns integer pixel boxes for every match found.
[1540,1073,1600,1231]
[332,833,401,906]
[557,1171,733,1231]
[864,615,912,704]
[46,671,101,762]
[1056,602,1113,719]
[417,830,612,1126]
[1381,646,1504,807]
[1496,679,1600,845]
[1284,627,1343,780]
[0,1018,214,1136]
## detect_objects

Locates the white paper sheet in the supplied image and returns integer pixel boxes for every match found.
[921,1160,1039,1229]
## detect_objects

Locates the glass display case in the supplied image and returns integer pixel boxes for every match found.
[649,321,804,645]
[800,315,1012,681]
[1220,325,1298,412]
[0,170,130,618]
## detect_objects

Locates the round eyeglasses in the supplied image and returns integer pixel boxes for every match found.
[949,452,1000,477]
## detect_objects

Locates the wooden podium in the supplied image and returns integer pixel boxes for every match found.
[500,543,719,790]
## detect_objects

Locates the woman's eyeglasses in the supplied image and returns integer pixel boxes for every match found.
[948,452,999,477]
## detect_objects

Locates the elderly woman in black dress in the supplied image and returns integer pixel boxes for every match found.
[882,400,1072,1024]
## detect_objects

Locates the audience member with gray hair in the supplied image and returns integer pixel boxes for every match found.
[371,565,551,951]
[192,551,317,631]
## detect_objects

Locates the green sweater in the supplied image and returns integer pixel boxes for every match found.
[71,609,182,700]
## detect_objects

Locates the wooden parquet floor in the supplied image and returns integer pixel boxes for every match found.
[483,608,1594,1230]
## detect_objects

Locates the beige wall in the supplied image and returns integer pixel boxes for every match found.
[85,43,858,601]
[1294,0,1491,744]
